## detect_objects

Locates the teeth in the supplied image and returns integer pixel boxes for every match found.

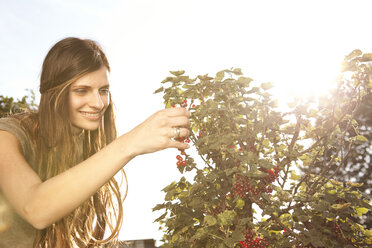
[80,112,100,117]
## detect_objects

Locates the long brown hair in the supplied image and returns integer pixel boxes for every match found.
[17,37,126,247]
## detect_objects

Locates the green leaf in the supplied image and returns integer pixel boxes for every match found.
[154,212,167,222]
[314,200,331,212]
[225,167,238,176]
[345,49,362,60]
[170,70,185,76]
[346,182,364,187]
[235,199,245,209]
[224,238,235,247]
[262,139,270,147]
[217,210,237,226]
[361,53,372,62]
[276,144,287,152]
[259,159,272,170]
[161,76,175,84]
[356,135,368,143]
[356,207,369,217]
[365,229,372,238]
[154,86,164,94]
[231,228,245,242]
[232,68,243,75]
[290,171,301,181]
[215,71,225,81]
[191,227,207,241]
[237,76,253,86]
[204,215,217,226]
[247,87,260,94]
[189,197,203,208]
[331,203,351,210]
[261,82,273,90]
[152,204,165,211]
[326,190,336,195]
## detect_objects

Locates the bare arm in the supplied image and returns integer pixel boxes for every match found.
[0,108,190,229]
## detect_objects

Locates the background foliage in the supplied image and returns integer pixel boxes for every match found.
[0,89,37,117]
[154,50,372,248]
[305,84,372,229]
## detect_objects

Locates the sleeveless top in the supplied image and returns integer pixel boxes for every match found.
[0,117,37,248]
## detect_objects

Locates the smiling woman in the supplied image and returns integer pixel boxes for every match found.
[0,37,191,248]
[68,66,111,132]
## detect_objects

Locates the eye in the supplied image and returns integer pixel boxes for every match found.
[100,88,110,95]
[74,88,87,94]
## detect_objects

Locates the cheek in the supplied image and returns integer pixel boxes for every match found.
[68,96,76,121]
[102,95,110,109]
[68,94,83,114]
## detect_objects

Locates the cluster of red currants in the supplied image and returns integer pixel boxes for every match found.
[175,137,190,167]
[172,98,192,167]
[239,230,268,248]
[233,166,280,197]
[172,98,195,109]
[181,98,188,108]
[264,166,280,183]
[175,154,186,167]
[233,175,252,198]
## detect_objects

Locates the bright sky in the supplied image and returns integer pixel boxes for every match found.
[1,0,371,243]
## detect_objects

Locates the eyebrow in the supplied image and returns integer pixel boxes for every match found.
[71,83,110,89]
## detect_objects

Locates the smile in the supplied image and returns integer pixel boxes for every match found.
[79,111,101,120]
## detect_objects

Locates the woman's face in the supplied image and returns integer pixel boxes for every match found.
[68,66,110,132]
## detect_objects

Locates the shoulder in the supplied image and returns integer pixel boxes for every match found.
[0,128,25,184]
[0,116,35,159]
[0,123,23,155]
[0,121,34,187]
[0,128,21,146]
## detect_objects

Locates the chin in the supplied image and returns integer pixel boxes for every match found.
[73,120,101,131]
[82,124,101,131]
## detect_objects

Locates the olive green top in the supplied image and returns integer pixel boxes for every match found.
[0,117,37,248]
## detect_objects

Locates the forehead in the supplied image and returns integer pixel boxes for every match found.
[71,67,110,87]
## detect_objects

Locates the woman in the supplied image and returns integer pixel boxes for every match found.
[0,37,190,247]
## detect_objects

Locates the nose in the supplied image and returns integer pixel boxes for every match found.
[88,91,104,110]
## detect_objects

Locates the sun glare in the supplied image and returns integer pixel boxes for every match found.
[268,54,343,110]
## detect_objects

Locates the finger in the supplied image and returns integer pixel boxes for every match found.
[169,139,190,150]
[164,107,191,117]
[168,127,190,139]
[168,116,190,127]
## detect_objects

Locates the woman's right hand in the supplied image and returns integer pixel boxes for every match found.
[122,107,191,157]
